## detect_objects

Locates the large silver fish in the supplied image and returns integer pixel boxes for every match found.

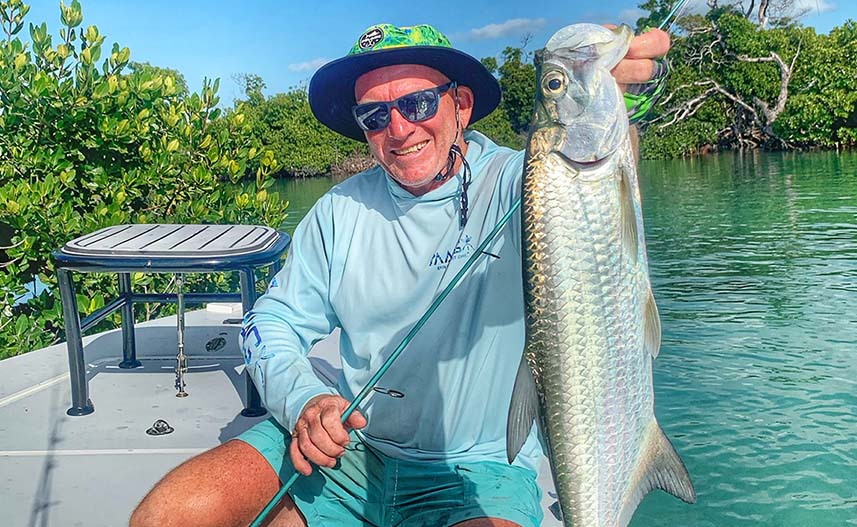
[507,24,696,527]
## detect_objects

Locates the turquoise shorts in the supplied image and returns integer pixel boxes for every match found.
[236,418,543,527]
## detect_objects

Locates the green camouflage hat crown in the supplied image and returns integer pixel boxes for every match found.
[349,24,452,55]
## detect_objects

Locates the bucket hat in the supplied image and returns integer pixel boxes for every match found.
[308,23,501,142]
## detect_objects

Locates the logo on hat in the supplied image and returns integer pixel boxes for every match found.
[358,27,385,49]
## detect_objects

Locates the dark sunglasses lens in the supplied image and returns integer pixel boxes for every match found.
[398,90,439,122]
[356,103,390,131]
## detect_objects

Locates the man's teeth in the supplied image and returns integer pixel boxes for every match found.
[394,141,428,155]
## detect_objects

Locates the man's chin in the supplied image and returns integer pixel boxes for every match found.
[388,170,443,195]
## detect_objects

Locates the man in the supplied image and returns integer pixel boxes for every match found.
[131,23,670,527]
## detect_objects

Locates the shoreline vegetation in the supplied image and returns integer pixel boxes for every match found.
[1,0,855,358]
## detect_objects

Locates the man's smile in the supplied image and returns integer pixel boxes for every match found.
[393,140,429,156]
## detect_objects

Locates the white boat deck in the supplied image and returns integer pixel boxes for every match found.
[0,305,560,527]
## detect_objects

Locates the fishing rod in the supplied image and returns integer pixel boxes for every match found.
[250,4,691,525]
[660,0,693,32]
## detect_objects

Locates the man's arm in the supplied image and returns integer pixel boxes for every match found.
[240,193,366,476]
[240,195,341,433]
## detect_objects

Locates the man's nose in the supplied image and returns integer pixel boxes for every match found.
[387,108,415,138]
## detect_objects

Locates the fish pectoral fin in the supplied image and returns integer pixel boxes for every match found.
[620,167,639,266]
[506,355,539,464]
[622,421,697,524]
[644,290,662,359]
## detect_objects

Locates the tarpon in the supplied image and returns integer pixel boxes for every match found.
[507,24,696,527]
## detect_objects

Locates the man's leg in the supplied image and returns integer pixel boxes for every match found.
[129,439,306,527]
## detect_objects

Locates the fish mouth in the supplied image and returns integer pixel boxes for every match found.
[556,150,611,172]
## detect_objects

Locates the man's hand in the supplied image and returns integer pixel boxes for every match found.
[290,394,367,476]
[609,27,671,91]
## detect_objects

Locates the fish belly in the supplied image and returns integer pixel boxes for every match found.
[523,151,653,527]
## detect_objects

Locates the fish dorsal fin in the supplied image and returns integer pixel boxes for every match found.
[620,421,697,525]
[645,289,662,359]
[619,167,639,265]
[506,354,539,463]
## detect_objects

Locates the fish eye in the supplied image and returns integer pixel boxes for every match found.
[542,71,566,96]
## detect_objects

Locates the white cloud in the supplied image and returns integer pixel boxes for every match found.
[287,58,329,73]
[793,0,835,14]
[456,18,548,41]
[619,8,647,27]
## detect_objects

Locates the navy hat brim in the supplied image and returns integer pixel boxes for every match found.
[308,46,501,142]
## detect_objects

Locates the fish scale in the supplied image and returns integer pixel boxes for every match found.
[507,23,695,527]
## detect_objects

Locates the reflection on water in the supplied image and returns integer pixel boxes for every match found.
[267,150,857,526]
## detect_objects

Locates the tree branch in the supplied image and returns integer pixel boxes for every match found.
[656,79,762,130]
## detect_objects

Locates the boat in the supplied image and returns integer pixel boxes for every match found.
[0,303,562,526]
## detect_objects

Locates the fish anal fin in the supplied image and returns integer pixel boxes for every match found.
[620,421,697,525]
[644,290,662,359]
[506,354,539,464]
[619,168,639,266]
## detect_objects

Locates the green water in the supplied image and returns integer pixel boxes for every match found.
[271,151,857,526]
[269,176,342,235]
[634,151,857,526]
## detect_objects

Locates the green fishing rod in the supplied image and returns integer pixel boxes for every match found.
[249,199,521,527]
[250,4,690,525]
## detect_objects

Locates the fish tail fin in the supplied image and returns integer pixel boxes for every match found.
[621,421,696,525]
[506,354,539,463]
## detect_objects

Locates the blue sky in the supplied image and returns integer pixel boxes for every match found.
[22,0,855,104]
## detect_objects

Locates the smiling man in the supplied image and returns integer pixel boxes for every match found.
[130,23,669,527]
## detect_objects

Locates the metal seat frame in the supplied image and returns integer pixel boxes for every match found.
[51,224,290,417]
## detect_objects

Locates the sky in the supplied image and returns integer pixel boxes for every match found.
[21,0,856,105]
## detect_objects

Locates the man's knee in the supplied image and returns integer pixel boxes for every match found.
[130,440,283,527]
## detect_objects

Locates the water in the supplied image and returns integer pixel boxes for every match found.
[633,150,857,526]
[269,176,342,235]
[271,150,857,526]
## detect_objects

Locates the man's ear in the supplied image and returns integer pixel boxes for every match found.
[456,85,476,128]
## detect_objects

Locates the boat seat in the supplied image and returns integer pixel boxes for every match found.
[51,224,290,417]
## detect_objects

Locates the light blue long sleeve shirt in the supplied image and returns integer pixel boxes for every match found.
[241,131,542,472]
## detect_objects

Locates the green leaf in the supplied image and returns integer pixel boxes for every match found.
[15,314,29,336]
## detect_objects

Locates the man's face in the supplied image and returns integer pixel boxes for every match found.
[355,64,472,196]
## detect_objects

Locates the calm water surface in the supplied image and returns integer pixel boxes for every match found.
[273,151,857,526]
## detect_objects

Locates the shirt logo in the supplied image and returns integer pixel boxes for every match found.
[429,234,474,270]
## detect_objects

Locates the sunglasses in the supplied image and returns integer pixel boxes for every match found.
[352,81,456,132]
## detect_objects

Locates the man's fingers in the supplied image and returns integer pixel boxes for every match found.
[304,415,345,460]
[627,28,670,59]
[298,425,338,467]
[320,405,351,446]
[611,59,656,86]
[346,408,367,430]
[289,432,313,476]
